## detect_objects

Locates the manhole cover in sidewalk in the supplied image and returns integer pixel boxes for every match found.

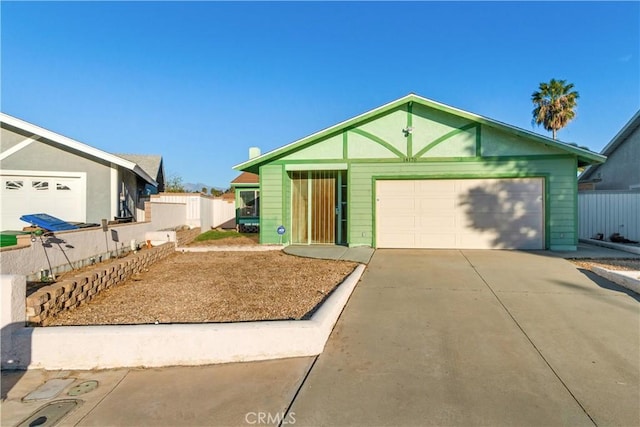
[23,379,75,401]
[67,380,98,396]
[16,399,80,427]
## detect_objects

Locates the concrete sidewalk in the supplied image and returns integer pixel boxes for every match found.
[2,357,313,427]
[284,245,375,264]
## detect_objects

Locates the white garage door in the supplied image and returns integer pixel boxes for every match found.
[0,173,86,231]
[376,178,544,249]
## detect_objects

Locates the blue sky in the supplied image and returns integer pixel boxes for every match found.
[2,1,638,188]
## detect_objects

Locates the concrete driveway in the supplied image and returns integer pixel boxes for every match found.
[288,250,639,426]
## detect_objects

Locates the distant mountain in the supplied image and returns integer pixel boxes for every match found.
[184,182,228,194]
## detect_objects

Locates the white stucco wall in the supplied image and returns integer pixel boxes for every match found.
[4,265,365,369]
[1,275,26,369]
[0,202,187,278]
[147,201,187,230]
[152,194,235,230]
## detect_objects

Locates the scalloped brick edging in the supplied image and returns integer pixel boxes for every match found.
[25,243,175,325]
[14,264,366,369]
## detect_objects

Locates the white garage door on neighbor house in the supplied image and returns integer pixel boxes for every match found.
[0,172,86,231]
[375,178,544,249]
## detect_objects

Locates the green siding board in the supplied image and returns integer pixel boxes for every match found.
[282,165,290,245]
[411,103,474,156]
[482,126,567,157]
[280,134,343,160]
[420,128,477,158]
[259,164,283,244]
[348,131,401,159]
[414,123,478,158]
[407,103,413,157]
[355,107,408,154]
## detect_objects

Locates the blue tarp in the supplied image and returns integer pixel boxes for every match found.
[19,213,79,232]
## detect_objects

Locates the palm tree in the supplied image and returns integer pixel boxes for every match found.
[531,79,579,140]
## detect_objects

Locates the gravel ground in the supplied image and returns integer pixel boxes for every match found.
[571,259,640,272]
[45,250,357,326]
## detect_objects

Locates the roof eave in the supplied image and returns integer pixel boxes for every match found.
[600,110,640,156]
[133,165,158,186]
[580,110,639,181]
[1,112,157,183]
[233,95,416,171]
[233,94,606,170]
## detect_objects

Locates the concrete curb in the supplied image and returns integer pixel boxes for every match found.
[10,265,366,370]
[591,266,640,294]
[176,245,284,252]
[579,239,640,255]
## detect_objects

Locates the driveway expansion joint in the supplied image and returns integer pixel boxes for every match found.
[72,369,131,426]
[458,250,598,426]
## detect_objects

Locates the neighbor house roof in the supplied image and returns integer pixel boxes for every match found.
[116,153,164,184]
[230,172,259,185]
[579,110,640,182]
[0,112,158,186]
[234,93,606,173]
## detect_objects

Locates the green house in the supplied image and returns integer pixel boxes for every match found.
[230,171,260,233]
[233,94,604,250]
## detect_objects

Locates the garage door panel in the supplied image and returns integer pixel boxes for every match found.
[377,217,416,231]
[376,178,544,249]
[377,181,414,197]
[1,174,85,230]
[378,198,415,211]
[417,198,456,212]
[416,233,457,248]
[416,180,455,193]
[464,212,541,229]
[417,216,456,229]
[378,231,415,248]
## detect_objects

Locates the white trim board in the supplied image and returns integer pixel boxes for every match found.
[0,136,40,161]
[1,113,157,186]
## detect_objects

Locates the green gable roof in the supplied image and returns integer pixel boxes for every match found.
[234,93,605,172]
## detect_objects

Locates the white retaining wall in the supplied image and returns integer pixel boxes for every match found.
[0,203,187,279]
[592,266,640,294]
[578,191,640,241]
[1,275,26,369]
[2,265,366,369]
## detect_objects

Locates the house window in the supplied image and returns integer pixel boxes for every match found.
[56,183,71,191]
[32,181,49,191]
[5,180,23,190]
[239,190,259,217]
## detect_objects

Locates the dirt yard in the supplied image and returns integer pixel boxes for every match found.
[45,250,357,326]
